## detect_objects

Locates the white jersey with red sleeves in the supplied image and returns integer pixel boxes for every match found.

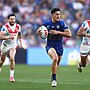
[1,23,21,53]
[81,20,90,45]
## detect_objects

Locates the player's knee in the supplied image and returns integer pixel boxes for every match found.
[10,57,14,60]
[10,59,14,63]
[53,57,58,63]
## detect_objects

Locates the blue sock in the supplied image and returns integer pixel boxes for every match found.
[52,74,56,81]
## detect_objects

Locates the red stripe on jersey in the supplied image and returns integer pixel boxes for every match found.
[5,24,19,33]
[86,20,90,27]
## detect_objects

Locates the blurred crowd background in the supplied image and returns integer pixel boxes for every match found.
[0,0,90,49]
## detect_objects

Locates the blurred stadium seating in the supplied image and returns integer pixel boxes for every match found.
[0,0,90,48]
[0,0,90,65]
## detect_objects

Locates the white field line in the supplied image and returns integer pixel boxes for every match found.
[0,79,81,85]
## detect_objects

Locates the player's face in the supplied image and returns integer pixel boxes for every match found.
[52,11,61,22]
[8,16,16,26]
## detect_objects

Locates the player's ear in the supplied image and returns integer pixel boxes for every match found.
[51,13,54,17]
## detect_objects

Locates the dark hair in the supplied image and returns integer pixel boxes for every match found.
[8,13,16,19]
[51,8,60,14]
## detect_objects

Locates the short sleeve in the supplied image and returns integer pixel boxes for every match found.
[81,21,88,29]
[60,20,68,31]
[1,25,6,33]
[18,24,21,32]
[42,21,48,27]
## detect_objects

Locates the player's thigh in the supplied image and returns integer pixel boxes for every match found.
[9,48,16,59]
[57,56,62,64]
[48,48,58,60]
[80,44,90,57]
[1,44,8,54]
[81,55,87,65]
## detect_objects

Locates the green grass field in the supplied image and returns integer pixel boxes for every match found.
[0,64,90,90]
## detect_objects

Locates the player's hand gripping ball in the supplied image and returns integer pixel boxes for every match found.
[40,26,48,39]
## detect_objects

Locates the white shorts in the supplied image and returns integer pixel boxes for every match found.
[1,43,17,55]
[80,44,90,57]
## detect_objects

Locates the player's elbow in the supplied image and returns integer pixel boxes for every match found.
[69,34,72,38]
[65,30,72,38]
[67,33,72,38]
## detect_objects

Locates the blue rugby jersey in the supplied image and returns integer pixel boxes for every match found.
[42,19,69,55]
[43,19,68,42]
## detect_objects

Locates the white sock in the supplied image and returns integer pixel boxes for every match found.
[10,70,14,77]
[0,68,1,72]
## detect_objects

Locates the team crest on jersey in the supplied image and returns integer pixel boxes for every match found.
[57,25,60,29]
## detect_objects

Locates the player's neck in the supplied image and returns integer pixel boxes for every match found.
[8,22,15,26]
[52,18,59,23]
[52,18,56,23]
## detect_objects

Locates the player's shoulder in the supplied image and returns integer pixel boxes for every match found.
[1,23,8,29]
[82,20,90,25]
[42,19,52,27]
[85,20,90,25]
[82,20,90,23]
[1,25,7,32]
[16,23,21,30]
[3,23,10,28]
[16,23,21,27]
[55,19,65,26]
[86,19,90,22]
[59,19,65,23]
[81,20,90,29]
[58,19,67,27]
[43,19,51,24]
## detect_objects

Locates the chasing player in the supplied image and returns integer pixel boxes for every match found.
[0,13,22,82]
[36,8,72,87]
[77,20,90,72]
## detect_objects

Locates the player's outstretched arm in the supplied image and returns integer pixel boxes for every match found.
[77,27,90,38]
[18,32,22,48]
[77,27,87,37]
[0,32,14,40]
[49,29,72,38]
[61,29,72,38]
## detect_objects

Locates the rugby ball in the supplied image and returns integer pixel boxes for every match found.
[40,26,48,39]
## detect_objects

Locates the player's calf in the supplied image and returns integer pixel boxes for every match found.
[78,63,83,73]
